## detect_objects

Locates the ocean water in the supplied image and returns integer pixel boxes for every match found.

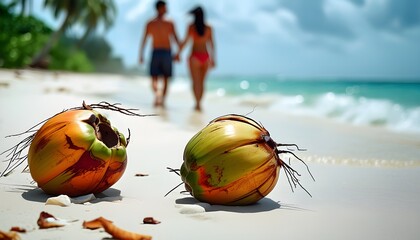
[172,75,420,134]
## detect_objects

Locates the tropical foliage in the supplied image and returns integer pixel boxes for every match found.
[0,4,51,68]
[0,1,122,73]
[78,0,116,47]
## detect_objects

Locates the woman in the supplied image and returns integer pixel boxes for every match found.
[176,6,215,111]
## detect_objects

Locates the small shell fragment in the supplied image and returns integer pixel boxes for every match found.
[178,204,206,214]
[37,212,66,229]
[45,195,71,207]
[143,217,161,224]
[9,227,26,233]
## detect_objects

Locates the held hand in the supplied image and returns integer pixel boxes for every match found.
[173,53,181,62]
[209,59,216,68]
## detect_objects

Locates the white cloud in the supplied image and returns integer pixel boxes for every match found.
[250,8,304,44]
[107,0,420,77]
[126,0,154,22]
[324,0,362,25]
[323,0,368,44]
[363,0,388,15]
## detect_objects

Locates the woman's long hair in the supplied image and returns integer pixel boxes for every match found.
[190,7,205,36]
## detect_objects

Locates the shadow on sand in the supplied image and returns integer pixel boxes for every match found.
[176,196,282,213]
[21,187,122,203]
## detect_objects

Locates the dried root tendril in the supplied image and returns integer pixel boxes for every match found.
[164,167,183,197]
[126,128,131,146]
[75,101,156,118]
[166,167,181,176]
[0,101,152,177]
[276,143,315,197]
[1,134,33,177]
[277,143,307,151]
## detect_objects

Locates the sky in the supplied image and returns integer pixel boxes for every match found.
[31,0,420,78]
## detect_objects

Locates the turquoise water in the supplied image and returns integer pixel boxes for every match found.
[119,74,420,134]
[206,76,420,107]
[194,75,420,134]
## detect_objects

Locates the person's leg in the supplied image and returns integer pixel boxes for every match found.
[150,49,162,107]
[189,58,208,111]
[151,76,159,107]
[196,63,209,110]
[157,50,172,108]
[189,58,201,111]
[160,76,169,108]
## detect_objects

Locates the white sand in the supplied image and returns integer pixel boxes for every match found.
[1,69,420,239]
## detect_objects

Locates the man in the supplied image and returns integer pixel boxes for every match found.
[139,0,180,108]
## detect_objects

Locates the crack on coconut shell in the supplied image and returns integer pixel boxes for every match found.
[97,123,119,148]
[83,114,119,148]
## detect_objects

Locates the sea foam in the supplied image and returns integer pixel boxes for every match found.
[207,90,420,134]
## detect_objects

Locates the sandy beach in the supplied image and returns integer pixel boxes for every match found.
[1,69,420,240]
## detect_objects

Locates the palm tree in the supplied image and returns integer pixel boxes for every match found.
[30,0,116,68]
[77,0,116,48]
[30,0,83,67]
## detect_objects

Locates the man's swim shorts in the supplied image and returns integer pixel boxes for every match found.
[150,49,172,77]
